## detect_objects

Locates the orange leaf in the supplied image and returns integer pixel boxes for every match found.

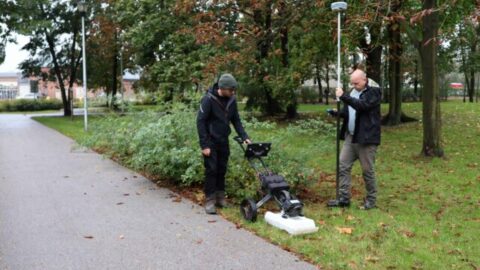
[336,227,353,234]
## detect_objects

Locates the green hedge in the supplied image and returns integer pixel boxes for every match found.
[80,105,335,200]
[0,99,63,112]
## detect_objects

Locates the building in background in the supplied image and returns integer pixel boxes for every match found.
[0,69,138,101]
[0,72,19,100]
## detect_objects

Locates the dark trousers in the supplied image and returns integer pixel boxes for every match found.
[203,144,230,197]
[339,134,378,203]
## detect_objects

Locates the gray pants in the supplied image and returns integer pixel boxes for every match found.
[339,134,378,203]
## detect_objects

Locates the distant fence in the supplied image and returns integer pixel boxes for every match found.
[0,89,18,100]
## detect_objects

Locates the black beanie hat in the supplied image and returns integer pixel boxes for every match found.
[218,73,238,90]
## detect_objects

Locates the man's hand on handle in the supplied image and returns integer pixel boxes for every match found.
[326,109,337,117]
[202,139,250,157]
[335,87,344,98]
[202,148,211,157]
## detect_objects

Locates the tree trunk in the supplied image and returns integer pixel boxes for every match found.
[252,2,283,115]
[383,44,390,103]
[45,31,71,116]
[39,3,72,116]
[420,0,443,157]
[325,61,330,105]
[468,37,477,102]
[382,0,416,125]
[475,71,480,102]
[315,63,323,103]
[414,59,419,101]
[111,31,119,109]
[279,1,297,118]
[384,18,402,125]
[359,24,383,85]
[341,61,348,91]
[459,23,469,103]
[469,69,475,102]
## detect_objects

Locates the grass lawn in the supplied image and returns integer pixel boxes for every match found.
[33,101,480,270]
[32,115,101,141]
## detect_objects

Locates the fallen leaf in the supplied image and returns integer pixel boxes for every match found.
[63,176,69,178]
[116,202,124,205]
[336,227,353,234]
[133,175,138,178]
[448,249,462,255]
[346,215,355,221]
[196,239,203,244]
[208,220,217,223]
[172,197,182,203]
[123,193,130,196]
[401,230,415,238]
[195,193,205,203]
[317,220,326,225]
[365,255,380,263]
[83,235,94,239]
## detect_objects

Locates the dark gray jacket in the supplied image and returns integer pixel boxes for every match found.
[196,84,249,149]
[338,85,382,145]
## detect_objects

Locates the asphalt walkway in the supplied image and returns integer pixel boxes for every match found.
[0,114,317,270]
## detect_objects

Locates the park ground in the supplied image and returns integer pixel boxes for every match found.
[32,101,480,270]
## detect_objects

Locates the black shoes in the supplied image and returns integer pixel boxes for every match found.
[204,195,217,215]
[327,198,376,210]
[327,198,351,208]
[361,200,376,210]
[215,191,228,208]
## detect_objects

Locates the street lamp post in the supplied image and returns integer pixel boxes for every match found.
[331,1,347,201]
[78,0,88,131]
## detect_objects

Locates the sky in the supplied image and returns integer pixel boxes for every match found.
[0,34,30,73]
[0,34,140,79]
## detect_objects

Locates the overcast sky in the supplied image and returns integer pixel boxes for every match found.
[0,34,30,73]
[0,34,140,79]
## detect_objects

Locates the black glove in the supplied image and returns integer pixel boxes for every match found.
[326,109,337,117]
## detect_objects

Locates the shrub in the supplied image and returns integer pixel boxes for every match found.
[297,86,319,104]
[81,106,335,200]
[0,99,63,112]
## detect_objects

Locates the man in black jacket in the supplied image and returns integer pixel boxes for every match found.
[197,73,251,214]
[327,69,382,210]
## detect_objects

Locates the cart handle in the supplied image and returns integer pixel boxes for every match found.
[233,136,245,145]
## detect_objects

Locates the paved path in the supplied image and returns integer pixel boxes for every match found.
[0,114,317,270]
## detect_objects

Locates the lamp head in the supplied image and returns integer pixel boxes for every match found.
[78,1,87,14]
[331,2,347,11]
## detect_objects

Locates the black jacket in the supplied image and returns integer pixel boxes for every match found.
[196,84,249,149]
[338,85,382,145]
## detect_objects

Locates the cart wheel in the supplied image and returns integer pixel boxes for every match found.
[240,198,257,222]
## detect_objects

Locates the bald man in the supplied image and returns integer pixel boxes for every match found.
[327,69,382,210]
